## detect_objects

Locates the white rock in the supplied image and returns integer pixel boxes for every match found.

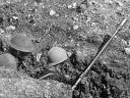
[68,2,77,8]
[68,5,72,8]
[36,52,42,62]
[6,25,16,30]
[0,29,4,35]
[121,39,127,46]
[72,2,77,8]
[73,25,79,30]
[12,16,18,20]
[125,47,130,55]
[50,9,56,16]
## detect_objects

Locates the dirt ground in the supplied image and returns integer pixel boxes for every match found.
[0,0,130,98]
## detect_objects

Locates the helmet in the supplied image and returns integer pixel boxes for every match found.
[0,53,17,69]
[9,33,36,52]
[47,47,71,66]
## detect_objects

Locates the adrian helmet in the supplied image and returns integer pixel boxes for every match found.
[47,47,71,66]
[9,33,36,52]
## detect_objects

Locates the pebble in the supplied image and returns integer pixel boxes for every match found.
[36,52,42,62]
[12,16,18,20]
[68,2,77,9]
[125,47,130,55]
[121,39,127,46]
[50,9,56,16]
[6,25,16,31]
[68,5,72,9]
[73,25,79,30]
[0,29,4,35]
[72,2,77,8]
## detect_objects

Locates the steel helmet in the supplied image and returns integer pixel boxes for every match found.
[0,53,17,69]
[47,47,71,66]
[9,33,36,52]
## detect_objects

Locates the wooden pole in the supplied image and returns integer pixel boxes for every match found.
[71,18,128,91]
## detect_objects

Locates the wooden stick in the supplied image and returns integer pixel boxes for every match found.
[39,73,54,80]
[71,18,128,91]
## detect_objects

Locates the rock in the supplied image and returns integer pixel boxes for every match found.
[125,47,130,55]
[6,25,16,31]
[50,9,56,16]
[73,25,79,30]
[35,52,42,62]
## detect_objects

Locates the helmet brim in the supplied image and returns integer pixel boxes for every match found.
[48,52,72,66]
[48,59,65,66]
[8,33,36,52]
[9,41,36,52]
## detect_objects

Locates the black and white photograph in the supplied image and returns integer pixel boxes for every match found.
[0,0,129,98]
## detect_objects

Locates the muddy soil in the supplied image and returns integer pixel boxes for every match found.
[0,0,130,98]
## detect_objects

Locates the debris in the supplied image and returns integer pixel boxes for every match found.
[125,47,130,55]
[73,25,79,30]
[6,25,16,31]
[12,16,18,20]
[50,9,56,16]
[68,2,77,9]
[36,52,42,62]
[0,28,4,35]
